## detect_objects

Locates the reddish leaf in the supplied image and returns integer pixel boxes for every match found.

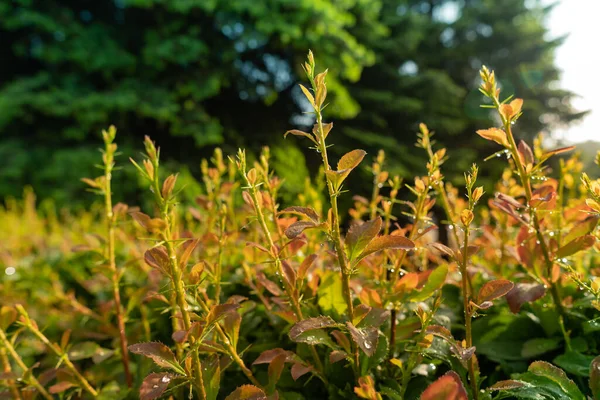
[224,385,267,400]
[421,371,468,400]
[505,283,546,313]
[290,363,312,381]
[477,279,514,304]
[541,146,576,160]
[144,246,171,275]
[285,221,317,239]
[329,350,348,364]
[284,129,316,143]
[268,353,287,391]
[281,260,296,288]
[49,381,76,394]
[356,235,414,263]
[256,273,283,296]
[554,235,596,259]
[253,349,294,365]
[128,342,184,374]
[346,217,382,261]
[207,304,240,326]
[297,254,317,282]
[140,373,174,400]
[518,140,534,165]
[281,206,320,223]
[179,238,200,269]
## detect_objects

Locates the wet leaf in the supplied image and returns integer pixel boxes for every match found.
[420,371,468,400]
[346,322,378,357]
[528,361,584,400]
[289,316,338,342]
[140,373,174,400]
[488,380,528,390]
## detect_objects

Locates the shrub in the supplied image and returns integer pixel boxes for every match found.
[1,52,599,400]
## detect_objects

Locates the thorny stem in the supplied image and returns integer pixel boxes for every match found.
[0,328,51,400]
[17,309,98,397]
[312,98,360,374]
[103,137,132,387]
[149,157,207,400]
[494,98,566,318]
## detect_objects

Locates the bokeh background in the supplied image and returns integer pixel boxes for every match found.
[1,0,598,207]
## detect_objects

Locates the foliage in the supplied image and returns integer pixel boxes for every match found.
[0,0,586,203]
[1,53,599,400]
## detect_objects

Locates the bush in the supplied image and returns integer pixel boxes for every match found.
[1,52,599,400]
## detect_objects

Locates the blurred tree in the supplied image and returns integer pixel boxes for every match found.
[336,0,586,188]
[0,0,585,203]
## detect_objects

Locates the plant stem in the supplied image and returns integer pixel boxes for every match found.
[196,296,262,387]
[0,328,51,400]
[1,341,22,400]
[17,310,98,397]
[103,141,132,387]
[498,103,566,318]
[460,224,478,400]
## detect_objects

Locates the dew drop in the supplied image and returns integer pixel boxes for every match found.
[161,376,171,383]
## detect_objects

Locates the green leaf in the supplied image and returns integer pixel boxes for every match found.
[411,264,448,302]
[317,272,348,319]
[582,317,600,334]
[346,217,382,261]
[527,361,584,400]
[553,351,595,377]
[68,341,100,361]
[521,338,562,358]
